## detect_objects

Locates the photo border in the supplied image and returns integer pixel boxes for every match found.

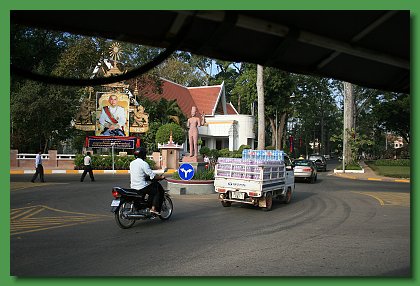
[2,1,418,286]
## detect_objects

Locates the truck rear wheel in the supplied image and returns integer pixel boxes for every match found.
[221,201,232,207]
[262,192,273,211]
[283,188,292,204]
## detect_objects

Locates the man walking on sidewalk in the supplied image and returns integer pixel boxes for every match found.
[31,150,45,183]
[80,152,95,182]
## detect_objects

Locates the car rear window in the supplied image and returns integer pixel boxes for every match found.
[294,161,311,166]
[309,156,322,161]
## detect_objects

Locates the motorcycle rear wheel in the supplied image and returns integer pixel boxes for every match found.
[115,202,136,229]
[159,195,173,220]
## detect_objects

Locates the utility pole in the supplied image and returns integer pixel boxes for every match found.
[257,64,265,150]
[343,81,354,172]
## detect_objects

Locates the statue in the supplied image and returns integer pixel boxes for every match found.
[75,98,94,125]
[187,106,205,157]
[132,105,149,127]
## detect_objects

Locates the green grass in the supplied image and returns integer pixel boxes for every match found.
[365,162,410,178]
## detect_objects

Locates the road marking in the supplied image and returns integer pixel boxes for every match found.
[10,182,69,191]
[352,191,410,207]
[11,205,111,235]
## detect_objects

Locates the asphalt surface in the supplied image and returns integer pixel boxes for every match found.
[9,163,411,276]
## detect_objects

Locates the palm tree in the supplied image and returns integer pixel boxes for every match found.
[156,98,185,125]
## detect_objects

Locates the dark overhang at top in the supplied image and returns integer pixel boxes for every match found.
[11,10,410,93]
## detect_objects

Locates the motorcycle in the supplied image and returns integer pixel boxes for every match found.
[110,180,173,229]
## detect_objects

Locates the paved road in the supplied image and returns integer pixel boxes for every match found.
[10,169,410,276]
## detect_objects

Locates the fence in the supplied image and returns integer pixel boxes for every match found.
[10,150,162,170]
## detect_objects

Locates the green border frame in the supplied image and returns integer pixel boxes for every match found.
[2,0,418,285]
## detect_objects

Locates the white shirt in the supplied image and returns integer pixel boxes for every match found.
[99,105,126,128]
[83,155,91,166]
[35,153,42,167]
[130,158,155,190]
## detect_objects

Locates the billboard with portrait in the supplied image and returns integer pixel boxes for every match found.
[95,93,130,136]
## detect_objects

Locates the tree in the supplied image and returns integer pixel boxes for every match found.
[155,123,185,145]
[256,65,265,150]
[373,93,410,144]
[10,27,105,153]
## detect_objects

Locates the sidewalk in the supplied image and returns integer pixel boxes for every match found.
[331,161,410,184]
[10,168,176,175]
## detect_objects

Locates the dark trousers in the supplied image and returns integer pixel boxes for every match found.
[138,181,165,211]
[81,165,95,182]
[31,164,44,182]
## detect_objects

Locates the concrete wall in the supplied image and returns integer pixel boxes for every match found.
[10,150,75,170]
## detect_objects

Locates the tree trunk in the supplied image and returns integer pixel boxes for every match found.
[256,65,265,150]
[278,112,287,149]
[269,118,276,147]
[343,82,355,164]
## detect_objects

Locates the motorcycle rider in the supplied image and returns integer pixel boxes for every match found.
[130,147,165,215]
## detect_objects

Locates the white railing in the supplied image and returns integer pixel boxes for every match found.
[17,153,76,160]
[57,154,76,160]
[17,153,160,162]
[17,153,49,160]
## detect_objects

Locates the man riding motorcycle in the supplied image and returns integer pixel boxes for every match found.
[130,147,165,215]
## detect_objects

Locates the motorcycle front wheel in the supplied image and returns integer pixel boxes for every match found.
[115,202,136,229]
[159,195,173,221]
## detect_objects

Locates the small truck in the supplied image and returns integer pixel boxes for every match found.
[214,150,295,211]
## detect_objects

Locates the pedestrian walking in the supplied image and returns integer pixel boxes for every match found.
[80,152,95,182]
[31,150,45,183]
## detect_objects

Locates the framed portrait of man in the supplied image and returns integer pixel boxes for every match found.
[96,93,130,136]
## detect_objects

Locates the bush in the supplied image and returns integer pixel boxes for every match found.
[209,149,220,159]
[172,169,214,180]
[199,146,211,156]
[238,145,251,153]
[73,154,156,170]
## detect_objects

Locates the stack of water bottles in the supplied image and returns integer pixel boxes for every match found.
[216,149,285,180]
[241,149,285,162]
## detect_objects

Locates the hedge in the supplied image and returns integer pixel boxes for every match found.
[74,154,156,170]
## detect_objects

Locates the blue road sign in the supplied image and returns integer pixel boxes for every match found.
[178,163,195,181]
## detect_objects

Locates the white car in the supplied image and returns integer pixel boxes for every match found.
[293,159,317,183]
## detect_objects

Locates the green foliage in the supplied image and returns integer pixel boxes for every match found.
[238,145,251,153]
[73,154,156,170]
[365,163,410,178]
[155,123,185,145]
[199,146,211,156]
[218,148,232,157]
[172,169,214,180]
[193,169,215,180]
[373,159,410,167]
[346,128,374,164]
[209,149,220,160]
[372,93,410,143]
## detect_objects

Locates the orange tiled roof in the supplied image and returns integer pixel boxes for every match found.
[134,78,238,117]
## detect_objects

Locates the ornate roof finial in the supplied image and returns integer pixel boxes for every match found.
[109,42,122,68]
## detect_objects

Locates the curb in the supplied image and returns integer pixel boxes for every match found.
[332,173,410,183]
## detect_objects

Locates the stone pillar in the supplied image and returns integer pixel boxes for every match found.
[48,150,58,168]
[10,149,18,168]
[152,152,161,169]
